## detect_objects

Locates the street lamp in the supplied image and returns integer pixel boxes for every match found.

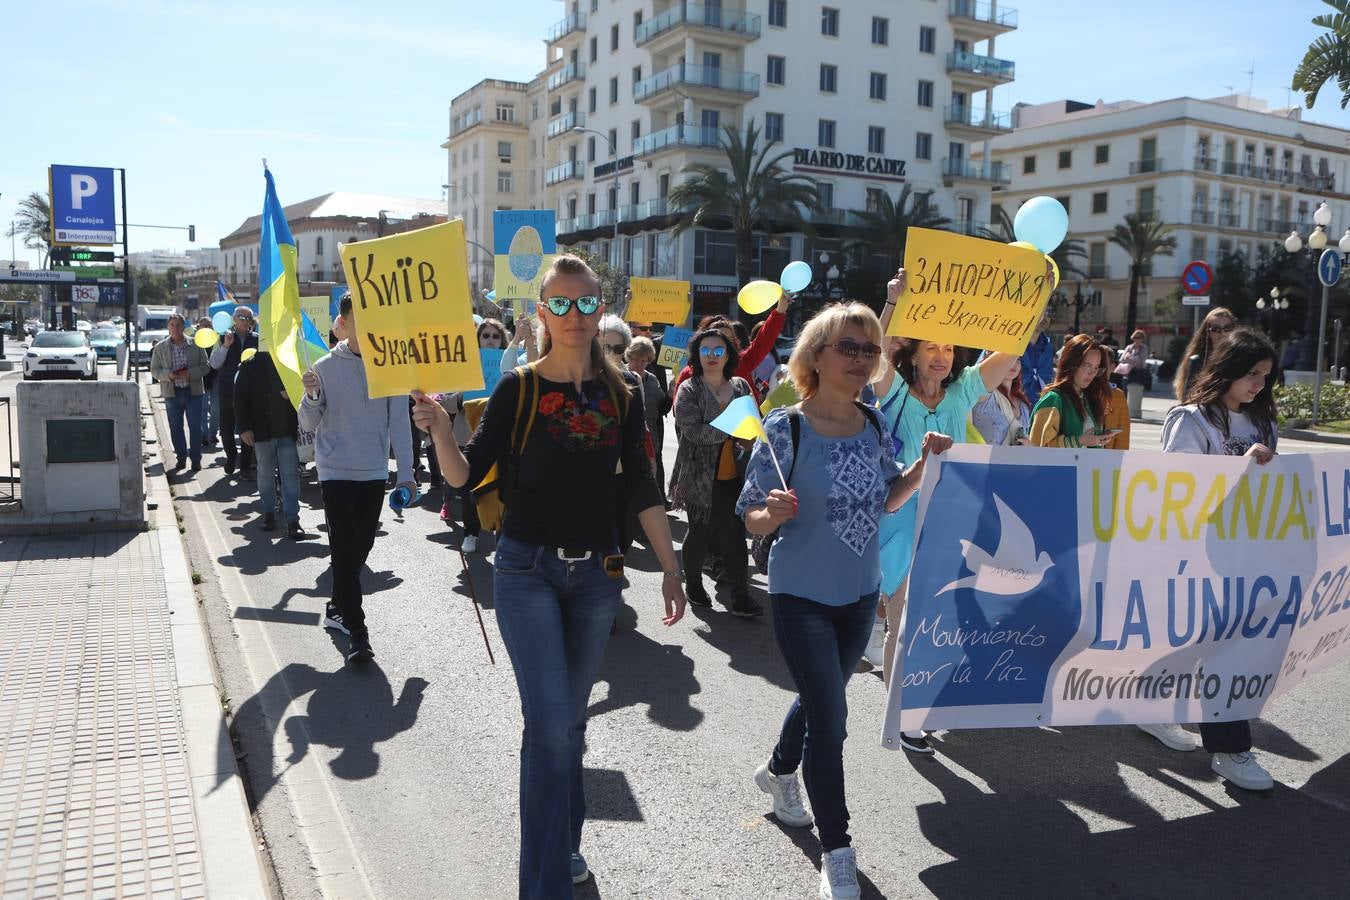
[571,125,625,299]
[1072,280,1095,335]
[1282,202,1350,421]
[443,183,483,292]
[1254,285,1290,336]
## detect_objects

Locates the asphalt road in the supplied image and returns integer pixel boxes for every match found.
[160,386,1350,899]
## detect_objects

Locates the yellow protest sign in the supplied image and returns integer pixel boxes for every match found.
[887,227,1052,354]
[340,220,483,398]
[626,278,690,325]
[299,295,331,339]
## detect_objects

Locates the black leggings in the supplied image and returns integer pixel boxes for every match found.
[682,479,748,595]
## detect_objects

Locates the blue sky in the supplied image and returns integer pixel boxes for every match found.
[2,0,1345,267]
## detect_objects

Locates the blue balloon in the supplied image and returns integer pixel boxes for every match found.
[779,260,813,293]
[211,311,232,333]
[1013,196,1069,254]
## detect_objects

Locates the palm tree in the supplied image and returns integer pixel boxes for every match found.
[5,192,53,265]
[1108,213,1178,335]
[667,120,821,287]
[978,205,1088,281]
[845,184,951,275]
[1292,0,1350,108]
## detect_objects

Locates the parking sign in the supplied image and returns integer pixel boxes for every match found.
[49,165,117,245]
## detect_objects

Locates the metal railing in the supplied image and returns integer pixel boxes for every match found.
[545,160,584,185]
[943,105,1012,132]
[1190,209,1214,225]
[548,10,586,42]
[636,3,761,44]
[633,124,722,156]
[948,0,1019,28]
[546,111,585,138]
[547,61,585,91]
[634,63,760,101]
[942,157,1012,183]
[1129,158,1163,175]
[946,50,1015,81]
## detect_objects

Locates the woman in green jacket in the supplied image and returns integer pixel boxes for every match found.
[1028,334,1114,449]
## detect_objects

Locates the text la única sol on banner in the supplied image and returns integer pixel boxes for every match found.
[627,278,691,326]
[881,445,1350,745]
[887,227,1051,355]
[341,219,482,399]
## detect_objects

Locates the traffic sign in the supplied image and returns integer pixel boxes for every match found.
[72,285,100,304]
[1182,294,1211,307]
[1319,248,1343,287]
[49,164,118,245]
[1181,260,1214,295]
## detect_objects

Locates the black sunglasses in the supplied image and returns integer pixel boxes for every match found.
[1207,323,1236,334]
[829,339,882,361]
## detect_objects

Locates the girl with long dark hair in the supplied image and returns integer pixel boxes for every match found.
[1029,334,1115,448]
[1172,306,1236,401]
[1143,328,1278,791]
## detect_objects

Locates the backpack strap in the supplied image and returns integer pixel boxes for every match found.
[853,400,884,443]
[784,408,802,486]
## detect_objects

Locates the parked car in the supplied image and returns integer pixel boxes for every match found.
[23,331,98,381]
[74,320,93,333]
[131,330,166,366]
[23,320,44,338]
[89,327,125,361]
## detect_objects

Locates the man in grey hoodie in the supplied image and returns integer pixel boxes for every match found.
[299,294,415,663]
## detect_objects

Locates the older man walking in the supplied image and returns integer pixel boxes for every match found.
[150,313,211,473]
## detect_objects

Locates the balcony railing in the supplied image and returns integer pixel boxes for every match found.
[1191,209,1214,225]
[1194,156,1216,173]
[636,3,761,45]
[1129,158,1163,175]
[946,50,1016,82]
[547,61,585,92]
[955,219,989,236]
[1257,217,1302,234]
[633,124,722,156]
[559,199,674,235]
[948,0,1019,29]
[1088,264,1110,280]
[634,63,760,101]
[547,111,585,139]
[1216,211,1241,229]
[548,10,586,42]
[545,160,584,185]
[942,157,1012,184]
[943,105,1012,132]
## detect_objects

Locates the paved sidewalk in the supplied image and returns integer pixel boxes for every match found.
[0,381,269,899]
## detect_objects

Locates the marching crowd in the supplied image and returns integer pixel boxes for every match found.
[153,255,1285,900]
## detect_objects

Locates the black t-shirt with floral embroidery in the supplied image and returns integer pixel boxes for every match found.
[463,369,660,551]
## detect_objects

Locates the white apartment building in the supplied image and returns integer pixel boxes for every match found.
[444,77,550,293]
[981,94,1350,336]
[447,0,1020,321]
[127,249,194,275]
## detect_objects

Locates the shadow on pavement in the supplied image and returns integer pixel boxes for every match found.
[589,630,703,731]
[685,603,794,693]
[224,660,428,805]
[909,724,1346,897]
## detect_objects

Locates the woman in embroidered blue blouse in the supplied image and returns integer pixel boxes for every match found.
[736,302,951,900]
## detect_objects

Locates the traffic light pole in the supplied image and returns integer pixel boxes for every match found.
[120,168,133,381]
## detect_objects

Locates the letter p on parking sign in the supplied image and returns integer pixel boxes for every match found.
[49,164,118,246]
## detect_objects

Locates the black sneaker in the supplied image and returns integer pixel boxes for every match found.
[190,460,202,473]
[172,457,186,472]
[224,458,236,475]
[261,513,276,532]
[730,594,764,618]
[287,520,307,540]
[322,606,350,635]
[346,636,374,664]
[686,582,713,608]
[899,731,934,755]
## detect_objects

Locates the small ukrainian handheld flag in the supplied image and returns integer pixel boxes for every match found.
[216,279,237,304]
[710,395,788,488]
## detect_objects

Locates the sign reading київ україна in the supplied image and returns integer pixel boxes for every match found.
[881,445,1350,746]
[340,220,482,398]
[887,227,1052,355]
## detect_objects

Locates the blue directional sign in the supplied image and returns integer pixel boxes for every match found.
[1319,248,1343,287]
[49,164,118,245]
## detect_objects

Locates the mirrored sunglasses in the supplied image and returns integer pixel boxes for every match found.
[543,295,602,316]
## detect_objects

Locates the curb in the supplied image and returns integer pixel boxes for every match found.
[143,382,273,900]
[1282,428,1350,446]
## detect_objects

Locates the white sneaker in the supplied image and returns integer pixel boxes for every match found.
[754,760,813,827]
[862,620,886,667]
[819,847,860,900]
[1137,723,1199,752]
[462,534,478,554]
[1212,751,1275,791]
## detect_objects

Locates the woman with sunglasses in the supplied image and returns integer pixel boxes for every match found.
[1172,306,1236,402]
[669,290,792,403]
[435,318,512,550]
[1143,328,1279,791]
[414,255,685,897]
[669,328,760,616]
[738,302,952,899]
[1029,334,1116,449]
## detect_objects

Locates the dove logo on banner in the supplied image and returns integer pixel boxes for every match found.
[938,495,1054,596]
[901,461,1081,710]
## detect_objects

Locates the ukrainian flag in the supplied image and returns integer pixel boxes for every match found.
[216,279,237,304]
[258,168,327,407]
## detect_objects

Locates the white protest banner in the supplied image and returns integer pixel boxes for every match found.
[882,445,1350,746]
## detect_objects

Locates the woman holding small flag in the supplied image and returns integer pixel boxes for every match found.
[736,302,952,900]
[669,328,760,616]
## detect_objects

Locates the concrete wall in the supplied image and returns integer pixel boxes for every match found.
[14,381,144,530]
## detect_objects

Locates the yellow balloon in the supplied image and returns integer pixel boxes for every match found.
[1045,254,1061,290]
[240,348,257,363]
[193,327,219,349]
[737,279,784,315]
[1009,240,1039,252]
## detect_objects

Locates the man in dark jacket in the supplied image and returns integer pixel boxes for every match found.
[236,350,305,538]
[210,306,259,475]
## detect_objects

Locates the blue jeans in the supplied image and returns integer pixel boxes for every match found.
[492,536,623,900]
[254,437,301,522]
[769,591,879,852]
[200,387,218,442]
[165,387,203,464]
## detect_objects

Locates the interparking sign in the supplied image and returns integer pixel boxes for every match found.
[49,165,117,245]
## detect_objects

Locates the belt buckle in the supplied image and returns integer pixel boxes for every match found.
[556,547,592,562]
